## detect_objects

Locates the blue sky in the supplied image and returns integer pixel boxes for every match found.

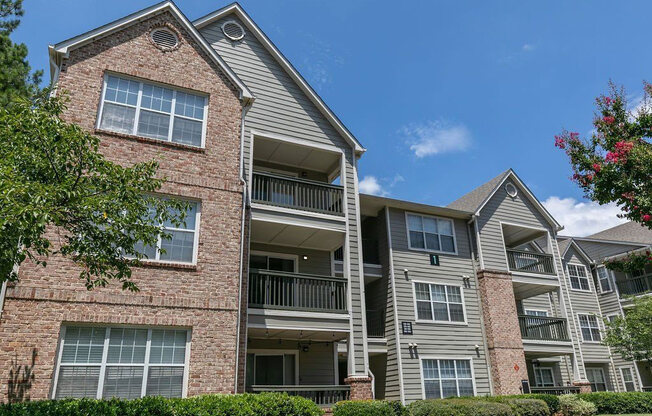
[15,0,650,235]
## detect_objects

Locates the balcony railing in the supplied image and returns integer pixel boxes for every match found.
[249,269,347,313]
[366,308,386,338]
[506,249,555,275]
[252,172,344,216]
[617,274,652,297]
[529,386,580,395]
[518,315,569,341]
[251,385,350,407]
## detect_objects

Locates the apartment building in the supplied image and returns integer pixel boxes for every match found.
[0,0,649,406]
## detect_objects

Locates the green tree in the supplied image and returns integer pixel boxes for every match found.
[0,92,189,291]
[603,296,652,364]
[0,0,42,105]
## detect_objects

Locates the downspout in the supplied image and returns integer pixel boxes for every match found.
[466,216,494,395]
[0,280,7,320]
[234,102,252,393]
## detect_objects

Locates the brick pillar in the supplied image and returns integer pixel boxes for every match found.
[345,376,373,400]
[573,380,592,393]
[477,270,528,395]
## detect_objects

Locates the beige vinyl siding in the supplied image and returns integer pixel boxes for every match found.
[250,243,332,276]
[387,208,490,401]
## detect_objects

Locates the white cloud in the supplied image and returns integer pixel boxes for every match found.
[403,121,472,158]
[542,196,627,237]
[359,176,386,196]
[522,43,535,52]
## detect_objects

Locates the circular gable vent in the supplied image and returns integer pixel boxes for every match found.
[151,28,179,50]
[505,183,518,198]
[222,20,245,41]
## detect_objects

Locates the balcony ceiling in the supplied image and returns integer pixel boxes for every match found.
[502,224,547,248]
[251,218,344,251]
[253,137,340,174]
[512,280,558,300]
[248,327,348,342]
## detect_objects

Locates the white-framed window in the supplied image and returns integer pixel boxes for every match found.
[533,367,555,387]
[421,358,475,399]
[586,367,608,392]
[525,309,549,317]
[245,351,298,389]
[596,266,612,293]
[606,313,619,323]
[249,251,297,273]
[619,367,636,392]
[53,326,190,399]
[414,282,466,323]
[578,314,601,342]
[568,264,591,291]
[406,213,457,254]
[98,74,207,147]
[133,199,200,264]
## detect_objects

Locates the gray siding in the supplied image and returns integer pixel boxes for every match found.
[574,241,642,262]
[250,243,331,276]
[387,208,490,401]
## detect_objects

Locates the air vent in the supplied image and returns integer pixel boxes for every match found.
[151,28,178,50]
[505,183,518,198]
[221,20,245,41]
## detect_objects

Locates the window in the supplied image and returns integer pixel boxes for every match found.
[414,282,465,323]
[133,200,200,264]
[568,264,591,291]
[422,359,474,399]
[596,266,612,293]
[578,314,601,342]
[533,367,555,387]
[54,326,189,399]
[249,253,296,272]
[406,213,456,253]
[606,313,619,323]
[245,352,297,390]
[99,75,207,147]
[620,367,636,392]
[525,310,549,317]
[586,368,608,392]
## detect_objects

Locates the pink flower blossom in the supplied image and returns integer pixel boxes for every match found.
[603,116,615,124]
[592,163,602,173]
[569,132,580,141]
[604,97,613,105]
[605,141,634,164]
[554,136,566,149]
[643,214,651,222]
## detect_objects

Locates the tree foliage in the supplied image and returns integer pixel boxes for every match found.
[602,296,652,364]
[0,0,42,105]
[0,92,189,291]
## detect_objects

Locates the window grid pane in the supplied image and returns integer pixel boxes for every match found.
[417,283,465,323]
[579,315,601,342]
[407,214,456,253]
[422,359,473,399]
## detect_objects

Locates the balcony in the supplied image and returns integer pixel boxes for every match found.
[617,274,652,298]
[251,385,350,407]
[252,172,343,216]
[366,308,386,338]
[519,315,569,341]
[248,270,347,313]
[507,249,555,275]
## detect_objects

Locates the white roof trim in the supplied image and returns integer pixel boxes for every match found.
[475,169,563,231]
[49,1,254,103]
[603,244,651,262]
[562,239,594,265]
[567,236,649,247]
[193,3,365,154]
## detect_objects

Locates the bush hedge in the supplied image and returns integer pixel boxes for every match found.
[0,393,323,416]
[503,394,560,414]
[333,400,406,416]
[558,394,596,416]
[408,398,515,416]
[577,391,652,415]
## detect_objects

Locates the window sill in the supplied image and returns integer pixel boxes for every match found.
[95,129,206,153]
[137,260,198,271]
[415,320,468,326]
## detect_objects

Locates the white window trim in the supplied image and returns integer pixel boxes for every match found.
[405,212,458,255]
[96,73,208,148]
[524,309,549,317]
[567,263,592,293]
[51,324,191,400]
[596,265,613,293]
[419,356,477,399]
[586,367,608,392]
[533,367,556,387]
[412,280,468,325]
[250,250,299,273]
[618,366,637,392]
[247,349,300,385]
[577,313,602,343]
[605,312,619,323]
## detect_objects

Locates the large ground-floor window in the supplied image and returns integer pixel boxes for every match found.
[53,326,190,399]
[586,367,608,392]
[421,358,475,399]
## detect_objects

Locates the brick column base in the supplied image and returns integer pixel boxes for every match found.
[573,380,592,393]
[345,376,373,400]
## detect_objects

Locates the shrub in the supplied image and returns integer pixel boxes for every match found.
[451,396,549,416]
[577,391,652,414]
[333,400,398,416]
[503,394,560,414]
[0,393,323,416]
[558,394,596,416]
[408,398,514,416]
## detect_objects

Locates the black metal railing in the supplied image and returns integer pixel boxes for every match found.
[529,386,580,395]
[251,385,350,407]
[366,308,386,338]
[248,269,347,313]
[506,249,555,275]
[518,315,569,341]
[643,386,652,392]
[252,172,344,216]
[617,274,652,297]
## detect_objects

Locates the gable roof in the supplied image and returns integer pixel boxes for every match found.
[193,3,365,154]
[447,169,563,231]
[558,238,593,265]
[48,1,254,103]
[587,221,652,245]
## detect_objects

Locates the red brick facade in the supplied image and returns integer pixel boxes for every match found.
[477,270,528,395]
[0,11,246,402]
[344,376,374,400]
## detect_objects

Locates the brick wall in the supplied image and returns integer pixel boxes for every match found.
[0,11,246,402]
[477,270,528,395]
